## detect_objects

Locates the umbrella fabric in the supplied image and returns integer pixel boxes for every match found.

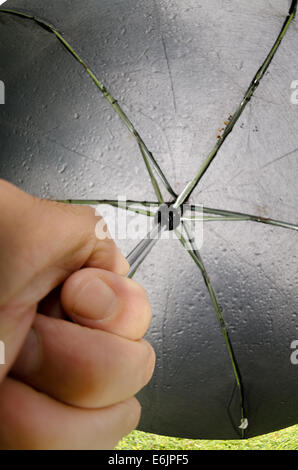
[0,0,297,438]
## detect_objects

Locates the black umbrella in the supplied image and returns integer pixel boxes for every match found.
[0,0,297,439]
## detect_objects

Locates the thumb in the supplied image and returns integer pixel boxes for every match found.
[0,179,129,381]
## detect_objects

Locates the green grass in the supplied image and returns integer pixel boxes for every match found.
[116,425,298,450]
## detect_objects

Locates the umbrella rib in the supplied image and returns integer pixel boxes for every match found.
[57,199,160,206]
[126,223,165,278]
[137,142,164,204]
[102,202,157,217]
[56,199,157,217]
[182,215,250,222]
[170,0,298,207]
[0,8,176,202]
[184,204,298,232]
[176,221,246,437]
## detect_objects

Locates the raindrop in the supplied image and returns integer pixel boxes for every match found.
[58,163,67,174]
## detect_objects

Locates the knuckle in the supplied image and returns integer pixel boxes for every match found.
[139,339,156,385]
[145,341,156,383]
[123,397,142,432]
[126,279,151,313]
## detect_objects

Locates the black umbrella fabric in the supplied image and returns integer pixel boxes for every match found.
[0,0,297,439]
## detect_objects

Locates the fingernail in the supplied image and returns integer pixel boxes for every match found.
[72,278,118,321]
[12,328,42,376]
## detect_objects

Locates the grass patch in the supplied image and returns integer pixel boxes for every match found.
[116,425,298,450]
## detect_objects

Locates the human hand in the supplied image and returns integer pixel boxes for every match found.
[0,179,155,449]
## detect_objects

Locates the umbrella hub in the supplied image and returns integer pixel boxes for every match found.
[155,204,181,231]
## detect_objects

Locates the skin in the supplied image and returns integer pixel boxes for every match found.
[0,179,155,450]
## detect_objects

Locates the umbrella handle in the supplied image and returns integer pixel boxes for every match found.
[126,223,164,278]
